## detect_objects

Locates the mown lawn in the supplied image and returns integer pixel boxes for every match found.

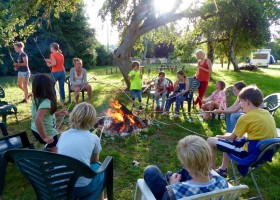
[1,64,280,200]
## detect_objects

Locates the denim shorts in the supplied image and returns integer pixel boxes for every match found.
[131,90,142,102]
[18,71,30,78]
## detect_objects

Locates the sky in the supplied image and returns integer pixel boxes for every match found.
[84,0,119,46]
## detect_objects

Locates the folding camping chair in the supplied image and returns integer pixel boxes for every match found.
[228,138,280,200]
[65,76,85,104]
[180,77,200,113]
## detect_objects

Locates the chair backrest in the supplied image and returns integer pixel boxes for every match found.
[0,85,5,99]
[5,149,96,200]
[252,138,280,168]
[263,93,280,115]
[180,185,249,200]
[225,86,234,107]
[187,78,200,93]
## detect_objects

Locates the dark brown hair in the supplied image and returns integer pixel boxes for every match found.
[234,81,246,91]
[177,70,186,78]
[238,85,263,107]
[131,61,140,69]
[217,80,226,90]
[14,42,24,48]
[158,71,165,77]
[50,43,62,53]
[32,74,57,114]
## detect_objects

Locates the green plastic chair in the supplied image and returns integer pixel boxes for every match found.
[65,76,85,104]
[180,77,200,113]
[0,85,18,124]
[5,149,113,200]
[263,93,280,116]
[0,122,34,195]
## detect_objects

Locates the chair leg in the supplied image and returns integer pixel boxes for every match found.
[1,115,7,125]
[82,91,85,102]
[251,172,264,200]
[230,159,238,186]
[106,159,114,200]
[146,94,150,108]
[0,154,8,195]
[68,91,71,104]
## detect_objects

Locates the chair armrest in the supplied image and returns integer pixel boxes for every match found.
[134,179,156,200]
[0,132,33,149]
[95,156,113,174]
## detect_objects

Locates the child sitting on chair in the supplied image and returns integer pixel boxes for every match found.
[163,70,189,118]
[201,80,226,120]
[144,135,228,199]
[207,86,277,177]
[154,71,168,112]
[57,102,105,200]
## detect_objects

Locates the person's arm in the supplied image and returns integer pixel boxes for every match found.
[47,55,57,67]
[160,81,168,94]
[173,81,179,92]
[35,108,54,144]
[216,132,237,141]
[14,55,28,67]
[128,71,135,81]
[91,152,100,163]
[193,61,200,78]
[198,59,212,73]
[70,68,80,86]
[213,99,241,114]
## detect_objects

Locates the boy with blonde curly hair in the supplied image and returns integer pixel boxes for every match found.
[144,135,228,199]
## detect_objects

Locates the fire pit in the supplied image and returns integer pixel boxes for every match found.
[95,99,148,137]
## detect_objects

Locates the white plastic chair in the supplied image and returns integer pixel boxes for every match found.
[134,178,249,200]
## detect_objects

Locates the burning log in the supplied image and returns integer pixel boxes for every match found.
[95,99,148,136]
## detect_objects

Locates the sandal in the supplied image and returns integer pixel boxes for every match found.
[215,168,228,178]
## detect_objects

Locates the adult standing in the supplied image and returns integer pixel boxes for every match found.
[194,49,212,108]
[45,43,65,105]
[13,42,31,103]
[70,58,92,104]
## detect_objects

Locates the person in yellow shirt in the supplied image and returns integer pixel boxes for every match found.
[207,85,277,177]
[128,61,143,110]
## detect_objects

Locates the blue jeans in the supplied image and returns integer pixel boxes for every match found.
[144,165,167,200]
[165,92,185,114]
[154,91,167,108]
[52,71,65,102]
[73,163,105,200]
[131,90,142,102]
[226,111,244,132]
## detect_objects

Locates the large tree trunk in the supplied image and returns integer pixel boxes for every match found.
[229,39,239,71]
[207,34,214,64]
[142,37,148,64]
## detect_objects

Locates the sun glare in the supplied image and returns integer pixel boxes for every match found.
[154,0,196,14]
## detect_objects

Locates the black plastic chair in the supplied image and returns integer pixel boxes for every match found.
[65,76,85,104]
[180,77,200,113]
[0,122,34,195]
[5,149,113,200]
[0,85,18,124]
[263,93,280,116]
[228,138,280,200]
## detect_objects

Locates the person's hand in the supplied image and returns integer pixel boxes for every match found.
[47,62,52,67]
[176,92,182,97]
[56,109,68,116]
[213,109,220,114]
[169,173,181,184]
[193,75,196,79]
[13,63,18,67]
[43,136,54,144]
[215,135,224,139]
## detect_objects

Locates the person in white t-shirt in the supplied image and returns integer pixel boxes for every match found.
[57,102,104,200]
[154,71,168,112]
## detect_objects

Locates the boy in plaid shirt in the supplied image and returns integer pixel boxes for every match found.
[144,135,228,200]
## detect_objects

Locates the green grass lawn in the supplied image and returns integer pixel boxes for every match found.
[1,64,280,200]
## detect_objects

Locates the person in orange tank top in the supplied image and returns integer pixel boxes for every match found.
[45,43,66,105]
[193,49,212,108]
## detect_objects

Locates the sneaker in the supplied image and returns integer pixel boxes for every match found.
[162,111,169,115]
[139,106,144,110]
[173,113,180,118]
[215,168,228,178]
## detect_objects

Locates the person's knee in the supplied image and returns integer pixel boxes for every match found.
[207,137,217,147]
[144,165,159,178]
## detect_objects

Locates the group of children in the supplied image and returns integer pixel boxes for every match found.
[28,49,277,199]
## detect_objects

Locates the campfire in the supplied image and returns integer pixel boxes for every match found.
[95,99,148,137]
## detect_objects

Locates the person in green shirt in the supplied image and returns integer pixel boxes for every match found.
[128,61,143,110]
[31,74,67,152]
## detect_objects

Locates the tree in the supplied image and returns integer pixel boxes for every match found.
[99,0,201,87]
